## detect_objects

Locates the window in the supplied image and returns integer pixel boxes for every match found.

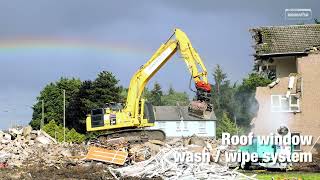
[198,122,206,133]
[158,122,166,131]
[183,122,188,131]
[289,95,300,112]
[261,64,277,80]
[271,94,300,112]
[176,122,181,131]
[291,132,301,151]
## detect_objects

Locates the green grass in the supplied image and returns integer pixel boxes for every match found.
[244,172,320,180]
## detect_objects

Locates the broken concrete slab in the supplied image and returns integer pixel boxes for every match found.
[144,142,161,154]
[148,139,165,146]
[8,128,22,136]
[186,144,206,153]
[189,134,206,147]
[40,130,57,144]
[22,126,32,137]
[0,153,11,163]
[105,137,127,145]
[35,136,52,145]
[1,133,12,144]
[0,130,3,139]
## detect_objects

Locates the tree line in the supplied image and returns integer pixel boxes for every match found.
[29,65,271,140]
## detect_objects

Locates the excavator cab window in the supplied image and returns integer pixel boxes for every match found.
[104,102,123,111]
[91,108,104,115]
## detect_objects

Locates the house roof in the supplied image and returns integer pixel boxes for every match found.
[250,24,320,56]
[153,106,217,121]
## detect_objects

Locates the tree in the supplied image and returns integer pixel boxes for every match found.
[161,87,189,106]
[211,65,236,120]
[66,80,94,132]
[69,71,122,132]
[120,87,128,103]
[315,18,320,24]
[213,64,227,94]
[30,78,81,129]
[92,71,122,106]
[148,82,163,106]
[216,112,238,138]
[168,85,175,95]
[30,71,122,133]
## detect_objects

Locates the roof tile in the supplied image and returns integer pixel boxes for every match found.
[250,24,320,55]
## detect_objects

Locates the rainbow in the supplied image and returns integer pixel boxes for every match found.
[0,37,150,57]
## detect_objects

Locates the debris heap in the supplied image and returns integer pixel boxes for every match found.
[1,126,257,179]
[105,137,257,180]
[0,126,87,167]
[109,145,256,180]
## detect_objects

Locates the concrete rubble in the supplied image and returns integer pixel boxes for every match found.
[113,153,252,179]
[0,126,87,168]
[108,137,257,180]
[1,126,256,179]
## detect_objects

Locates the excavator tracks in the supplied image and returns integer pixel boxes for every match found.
[92,129,166,146]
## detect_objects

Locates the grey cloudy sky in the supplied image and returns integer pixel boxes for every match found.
[0,0,319,129]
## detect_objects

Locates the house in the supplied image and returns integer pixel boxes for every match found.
[250,24,320,152]
[150,106,217,137]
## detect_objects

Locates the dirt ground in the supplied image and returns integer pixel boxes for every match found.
[0,164,113,180]
[0,164,162,180]
[0,162,319,180]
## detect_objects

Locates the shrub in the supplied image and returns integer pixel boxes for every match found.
[43,120,85,143]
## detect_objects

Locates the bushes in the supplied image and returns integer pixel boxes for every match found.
[43,120,85,143]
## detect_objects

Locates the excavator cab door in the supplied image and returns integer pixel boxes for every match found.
[90,108,105,128]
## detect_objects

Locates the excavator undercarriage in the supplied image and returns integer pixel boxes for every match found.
[91,129,166,146]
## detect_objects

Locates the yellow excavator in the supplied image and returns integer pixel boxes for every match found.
[86,28,212,144]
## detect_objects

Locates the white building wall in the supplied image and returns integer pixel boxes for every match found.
[151,120,216,137]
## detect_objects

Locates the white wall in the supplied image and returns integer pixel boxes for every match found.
[151,120,216,137]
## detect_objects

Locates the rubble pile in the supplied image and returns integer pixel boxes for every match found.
[108,137,256,180]
[0,126,87,167]
[1,126,256,179]
[114,153,252,179]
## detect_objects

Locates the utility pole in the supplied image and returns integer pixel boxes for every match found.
[63,89,66,142]
[234,115,238,135]
[41,100,44,129]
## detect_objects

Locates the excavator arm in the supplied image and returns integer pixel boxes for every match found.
[125,28,212,120]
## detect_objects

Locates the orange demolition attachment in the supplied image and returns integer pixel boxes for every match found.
[188,80,213,119]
